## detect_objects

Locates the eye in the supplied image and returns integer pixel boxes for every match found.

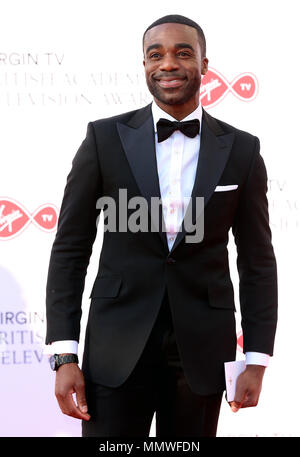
[149,52,161,59]
[177,51,191,57]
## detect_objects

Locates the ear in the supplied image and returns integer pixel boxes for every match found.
[201,57,209,75]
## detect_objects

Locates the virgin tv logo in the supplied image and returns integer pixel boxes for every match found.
[237,331,243,353]
[0,198,58,240]
[201,68,258,108]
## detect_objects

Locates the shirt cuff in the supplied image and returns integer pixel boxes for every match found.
[43,340,78,355]
[245,351,270,367]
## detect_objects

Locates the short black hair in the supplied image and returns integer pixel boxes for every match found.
[143,14,206,57]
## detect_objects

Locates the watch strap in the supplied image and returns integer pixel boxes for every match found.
[54,353,78,370]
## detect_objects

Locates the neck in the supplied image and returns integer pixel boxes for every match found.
[154,93,200,121]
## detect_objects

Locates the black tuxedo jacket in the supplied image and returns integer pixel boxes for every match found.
[46,103,278,395]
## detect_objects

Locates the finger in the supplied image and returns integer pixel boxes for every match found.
[231,388,247,413]
[231,375,249,413]
[75,382,90,418]
[240,395,259,409]
[57,391,90,420]
[230,400,242,413]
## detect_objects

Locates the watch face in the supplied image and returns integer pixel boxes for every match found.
[49,355,56,370]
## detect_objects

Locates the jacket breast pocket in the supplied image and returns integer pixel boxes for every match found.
[89,275,123,298]
[208,282,236,311]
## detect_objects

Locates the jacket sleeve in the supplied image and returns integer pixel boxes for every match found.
[45,122,102,344]
[232,136,278,356]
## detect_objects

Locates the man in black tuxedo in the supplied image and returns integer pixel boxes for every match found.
[46,15,278,437]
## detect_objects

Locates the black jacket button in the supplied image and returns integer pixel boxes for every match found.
[166,257,176,264]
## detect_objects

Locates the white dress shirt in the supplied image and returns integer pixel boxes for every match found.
[45,100,270,367]
[152,100,203,251]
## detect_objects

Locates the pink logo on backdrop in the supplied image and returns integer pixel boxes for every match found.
[237,331,243,353]
[0,198,58,240]
[200,68,258,108]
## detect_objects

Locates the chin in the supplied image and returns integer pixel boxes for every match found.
[155,90,186,105]
[158,94,191,106]
[162,97,184,105]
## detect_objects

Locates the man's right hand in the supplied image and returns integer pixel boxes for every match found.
[55,362,91,421]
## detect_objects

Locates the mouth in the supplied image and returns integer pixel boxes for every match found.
[155,77,186,89]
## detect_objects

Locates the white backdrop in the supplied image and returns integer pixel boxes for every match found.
[1,0,299,437]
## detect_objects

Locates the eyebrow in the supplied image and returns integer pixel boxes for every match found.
[145,43,162,54]
[145,42,195,55]
[174,43,195,51]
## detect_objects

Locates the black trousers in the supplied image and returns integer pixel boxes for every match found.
[82,291,223,437]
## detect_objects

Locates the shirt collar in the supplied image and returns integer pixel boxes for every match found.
[151,99,203,134]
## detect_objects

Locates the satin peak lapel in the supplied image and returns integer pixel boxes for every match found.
[117,104,169,252]
[170,110,235,253]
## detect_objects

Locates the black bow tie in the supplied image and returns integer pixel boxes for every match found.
[156,118,200,143]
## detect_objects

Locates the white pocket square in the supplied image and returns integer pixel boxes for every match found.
[214,184,238,192]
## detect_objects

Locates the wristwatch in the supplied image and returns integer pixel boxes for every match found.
[49,353,79,371]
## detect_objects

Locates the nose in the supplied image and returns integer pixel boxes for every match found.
[158,53,179,72]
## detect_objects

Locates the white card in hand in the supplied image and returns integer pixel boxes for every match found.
[224,360,246,402]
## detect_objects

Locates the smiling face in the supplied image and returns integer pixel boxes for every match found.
[143,22,208,119]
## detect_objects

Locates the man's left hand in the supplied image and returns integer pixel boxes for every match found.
[229,365,265,412]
